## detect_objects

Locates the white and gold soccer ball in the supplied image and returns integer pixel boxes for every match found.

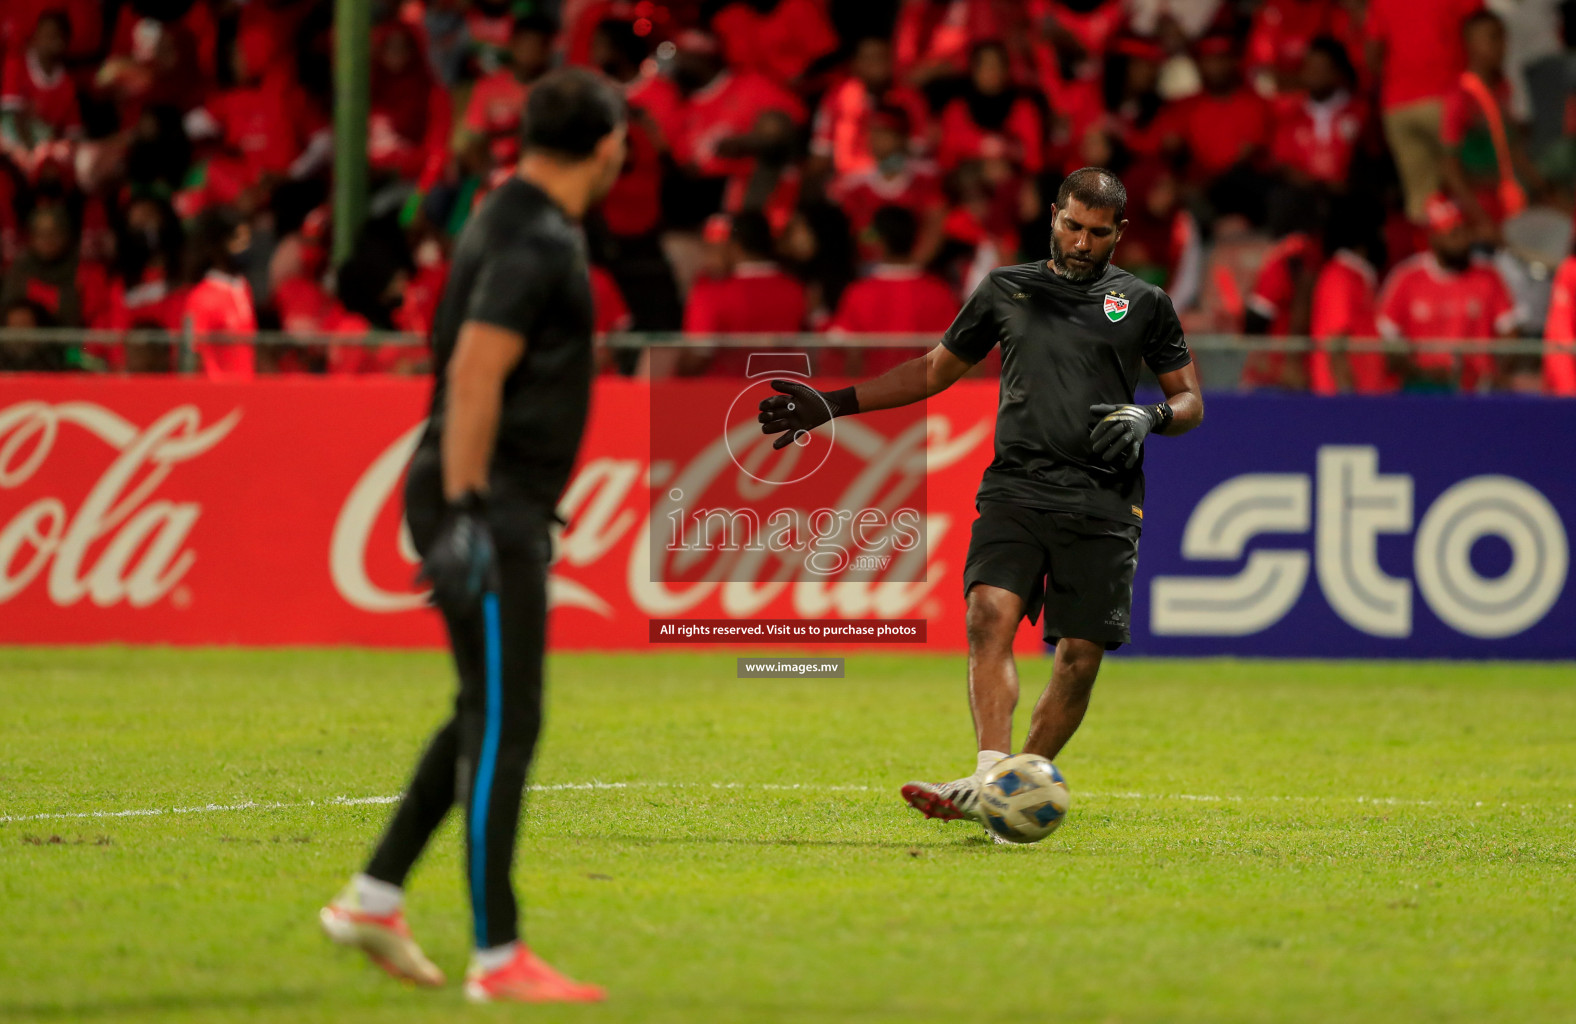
[978,754,1071,844]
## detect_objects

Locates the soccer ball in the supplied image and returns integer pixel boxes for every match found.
[978,754,1071,844]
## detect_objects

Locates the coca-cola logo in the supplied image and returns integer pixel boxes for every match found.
[330,415,993,619]
[0,401,241,608]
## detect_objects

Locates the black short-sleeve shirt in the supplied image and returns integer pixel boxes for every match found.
[942,260,1192,527]
[420,177,595,506]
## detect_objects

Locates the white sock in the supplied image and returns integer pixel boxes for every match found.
[975,750,1009,777]
[473,941,519,972]
[352,873,404,916]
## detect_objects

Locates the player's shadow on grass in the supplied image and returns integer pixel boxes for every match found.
[0,989,327,1020]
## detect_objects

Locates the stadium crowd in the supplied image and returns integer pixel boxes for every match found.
[2,0,1575,392]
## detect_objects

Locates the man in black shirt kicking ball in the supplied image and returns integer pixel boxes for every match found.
[759,167,1204,830]
[320,68,625,1003]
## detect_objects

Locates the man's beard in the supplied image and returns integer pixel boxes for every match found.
[1050,234,1110,282]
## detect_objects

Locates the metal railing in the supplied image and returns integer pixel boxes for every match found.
[0,329,1567,391]
[0,327,1563,353]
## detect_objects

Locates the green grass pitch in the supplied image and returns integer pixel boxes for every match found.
[2,647,1574,1023]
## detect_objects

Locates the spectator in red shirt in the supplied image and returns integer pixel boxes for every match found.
[0,205,85,326]
[182,35,312,197]
[588,16,666,239]
[670,30,806,181]
[1164,32,1273,220]
[1027,0,1127,143]
[1247,0,1363,95]
[461,13,556,167]
[110,0,220,84]
[0,298,67,371]
[823,205,959,377]
[1241,223,1325,390]
[93,194,187,372]
[4,0,104,70]
[809,35,932,179]
[1439,10,1540,243]
[95,16,206,129]
[182,210,257,381]
[1366,0,1483,223]
[711,0,839,88]
[590,263,635,374]
[1542,249,1576,395]
[1083,34,1168,170]
[681,210,807,375]
[1,11,82,166]
[1271,36,1368,189]
[829,106,946,266]
[1376,195,1518,391]
[1309,198,1398,394]
[369,22,452,188]
[936,42,1045,175]
[587,16,684,332]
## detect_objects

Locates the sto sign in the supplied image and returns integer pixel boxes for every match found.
[1151,446,1569,640]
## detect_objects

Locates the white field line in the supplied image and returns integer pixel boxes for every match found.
[3,782,1568,825]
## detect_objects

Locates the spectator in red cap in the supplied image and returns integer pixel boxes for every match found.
[1270,35,1369,189]
[829,105,945,266]
[182,209,257,380]
[1439,9,1540,244]
[810,35,932,180]
[936,42,1045,175]
[711,0,839,88]
[369,22,452,188]
[822,205,958,376]
[1376,195,1518,391]
[1365,0,1483,225]
[461,13,557,168]
[1163,31,1273,217]
[682,210,807,375]
[1309,195,1398,394]
[1,11,83,171]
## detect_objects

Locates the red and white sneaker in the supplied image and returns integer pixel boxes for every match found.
[464,945,606,1004]
[319,885,445,988]
[901,775,986,823]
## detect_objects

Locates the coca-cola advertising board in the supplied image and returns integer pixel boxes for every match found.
[1,376,1571,657]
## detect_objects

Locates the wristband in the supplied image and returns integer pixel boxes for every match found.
[1150,402,1174,433]
[450,490,488,515]
[826,385,859,418]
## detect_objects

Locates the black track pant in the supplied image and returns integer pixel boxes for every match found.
[365,449,549,949]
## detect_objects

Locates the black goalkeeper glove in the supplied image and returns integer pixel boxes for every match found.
[417,491,499,614]
[1089,402,1172,469]
[757,379,859,450]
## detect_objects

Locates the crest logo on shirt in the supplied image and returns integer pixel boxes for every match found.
[1103,292,1129,323]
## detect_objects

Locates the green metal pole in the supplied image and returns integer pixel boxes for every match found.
[333,0,371,267]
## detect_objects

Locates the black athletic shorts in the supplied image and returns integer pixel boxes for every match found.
[962,502,1141,650]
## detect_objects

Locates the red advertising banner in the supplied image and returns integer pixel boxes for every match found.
[0,376,1005,650]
